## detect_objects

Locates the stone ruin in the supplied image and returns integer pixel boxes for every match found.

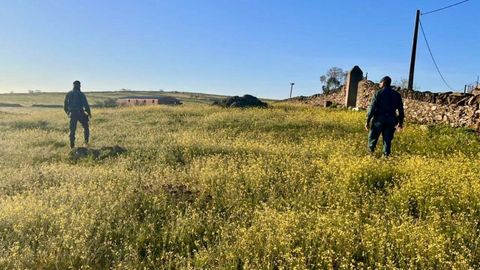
[359,81,480,129]
[290,66,480,130]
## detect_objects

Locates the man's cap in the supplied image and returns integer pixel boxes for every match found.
[73,80,81,85]
[380,76,392,86]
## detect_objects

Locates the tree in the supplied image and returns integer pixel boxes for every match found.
[394,78,420,90]
[320,67,347,94]
[320,75,327,85]
[326,67,346,84]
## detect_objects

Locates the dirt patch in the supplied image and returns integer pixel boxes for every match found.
[70,145,127,161]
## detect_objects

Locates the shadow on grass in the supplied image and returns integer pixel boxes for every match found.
[69,145,127,162]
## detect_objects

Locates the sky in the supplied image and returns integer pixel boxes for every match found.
[0,0,478,99]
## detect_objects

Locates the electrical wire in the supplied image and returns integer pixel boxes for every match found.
[419,19,456,91]
[421,0,471,15]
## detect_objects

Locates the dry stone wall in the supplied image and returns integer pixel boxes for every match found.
[290,80,480,129]
[356,80,480,128]
[289,87,345,107]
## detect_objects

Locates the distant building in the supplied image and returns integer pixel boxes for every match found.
[116,96,182,106]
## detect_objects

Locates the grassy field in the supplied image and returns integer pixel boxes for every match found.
[0,90,230,106]
[1,102,480,269]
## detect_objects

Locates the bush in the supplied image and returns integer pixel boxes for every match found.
[213,94,268,108]
[95,98,118,108]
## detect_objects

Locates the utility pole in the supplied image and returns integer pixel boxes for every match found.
[408,10,421,90]
[289,83,295,98]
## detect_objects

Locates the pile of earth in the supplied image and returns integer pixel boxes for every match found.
[70,145,127,161]
[213,94,268,108]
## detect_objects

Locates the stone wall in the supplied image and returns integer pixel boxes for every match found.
[355,80,480,128]
[403,99,480,127]
[289,87,345,107]
[290,81,480,129]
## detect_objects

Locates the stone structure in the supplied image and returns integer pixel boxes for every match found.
[344,66,364,108]
[117,96,182,106]
[356,81,480,128]
[289,74,480,130]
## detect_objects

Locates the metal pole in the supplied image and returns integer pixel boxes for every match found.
[408,10,421,90]
[289,83,295,98]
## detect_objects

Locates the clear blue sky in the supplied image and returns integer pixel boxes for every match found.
[0,0,478,98]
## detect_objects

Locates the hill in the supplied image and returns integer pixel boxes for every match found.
[0,90,231,107]
[1,103,480,268]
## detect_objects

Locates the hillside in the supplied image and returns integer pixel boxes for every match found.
[0,90,231,107]
[1,103,480,268]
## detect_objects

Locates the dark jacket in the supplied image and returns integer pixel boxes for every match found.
[64,88,91,115]
[366,87,404,126]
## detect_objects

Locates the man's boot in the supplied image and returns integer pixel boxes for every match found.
[70,140,75,149]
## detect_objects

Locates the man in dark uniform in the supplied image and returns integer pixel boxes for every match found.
[64,80,91,148]
[365,76,404,156]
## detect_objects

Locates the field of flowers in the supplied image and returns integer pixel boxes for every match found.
[1,103,480,269]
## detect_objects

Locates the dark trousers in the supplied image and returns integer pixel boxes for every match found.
[368,116,397,156]
[69,111,89,147]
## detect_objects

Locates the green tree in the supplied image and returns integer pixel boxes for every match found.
[320,67,347,94]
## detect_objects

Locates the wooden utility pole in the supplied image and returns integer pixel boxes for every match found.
[408,10,421,90]
[289,83,295,98]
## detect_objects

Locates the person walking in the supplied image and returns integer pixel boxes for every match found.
[365,76,404,156]
[64,80,91,148]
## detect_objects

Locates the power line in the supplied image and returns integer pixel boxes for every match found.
[419,19,456,91]
[421,0,471,15]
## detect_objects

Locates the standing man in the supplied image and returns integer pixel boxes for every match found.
[365,76,404,156]
[64,80,91,148]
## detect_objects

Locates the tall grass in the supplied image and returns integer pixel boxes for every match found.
[0,103,479,269]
